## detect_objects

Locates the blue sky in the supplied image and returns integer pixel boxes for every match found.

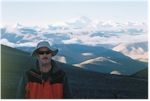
[1,0,148,26]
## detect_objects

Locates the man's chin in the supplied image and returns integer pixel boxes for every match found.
[42,63,49,66]
[42,60,49,63]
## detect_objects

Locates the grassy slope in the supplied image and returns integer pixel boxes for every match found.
[1,44,148,99]
[130,68,148,79]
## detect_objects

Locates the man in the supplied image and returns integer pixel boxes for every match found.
[16,41,73,99]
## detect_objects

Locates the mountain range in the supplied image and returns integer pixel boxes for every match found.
[1,16,147,45]
[0,16,148,70]
[14,43,147,76]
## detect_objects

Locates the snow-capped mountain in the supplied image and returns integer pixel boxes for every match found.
[66,16,93,28]
[0,16,148,62]
[12,23,23,29]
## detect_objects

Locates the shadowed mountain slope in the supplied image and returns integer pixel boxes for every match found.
[1,44,148,99]
[17,44,147,75]
[54,44,147,75]
[130,68,148,79]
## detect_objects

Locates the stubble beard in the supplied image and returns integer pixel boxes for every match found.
[40,63,51,73]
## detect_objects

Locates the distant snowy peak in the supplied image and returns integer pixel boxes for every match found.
[67,16,92,23]
[65,16,93,28]
[78,16,93,23]
[12,23,23,28]
[64,16,147,28]
[1,16,147,30]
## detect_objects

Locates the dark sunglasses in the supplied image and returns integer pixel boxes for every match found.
[38,50,51,55]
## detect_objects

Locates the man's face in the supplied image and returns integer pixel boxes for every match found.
[36,47,52,66]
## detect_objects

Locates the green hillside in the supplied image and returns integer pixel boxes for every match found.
[1,45,35,98]
[130,68,148,79]
[1,44,148,99]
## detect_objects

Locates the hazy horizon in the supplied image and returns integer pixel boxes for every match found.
[1,0,148,26]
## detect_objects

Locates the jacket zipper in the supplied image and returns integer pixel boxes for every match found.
[41,73,44,98]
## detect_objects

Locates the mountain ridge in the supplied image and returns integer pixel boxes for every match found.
[113,42,148,62]
[0,16,148,64]
[1,16,147,29]
[10,43,148,76]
